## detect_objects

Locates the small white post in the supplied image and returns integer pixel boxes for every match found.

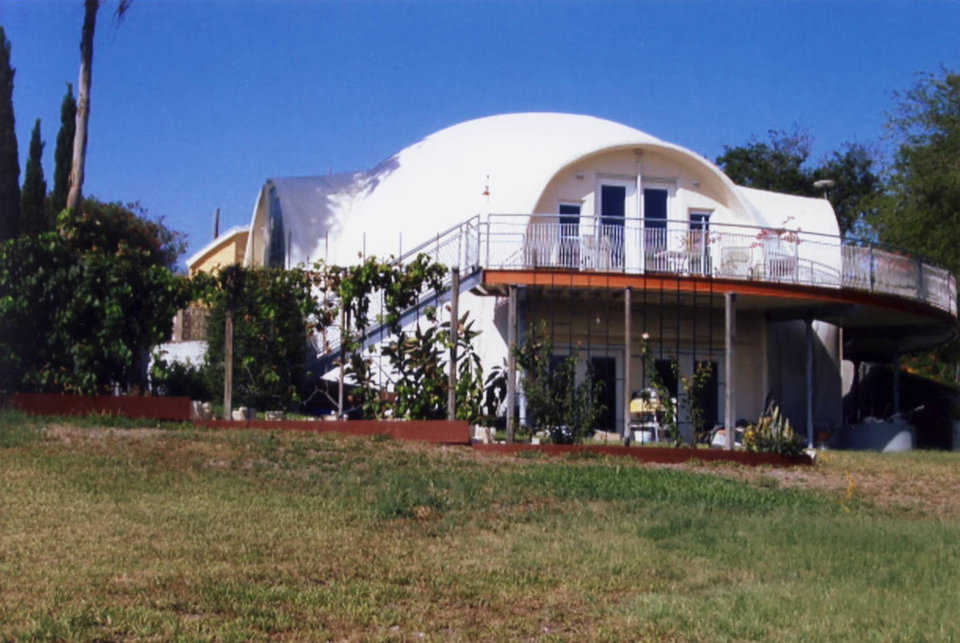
[447,268,460,421]
[624,287,632,444]
[806,319,814,448]
[506,285,517,443]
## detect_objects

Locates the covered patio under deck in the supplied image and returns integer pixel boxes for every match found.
[478,268,959,448]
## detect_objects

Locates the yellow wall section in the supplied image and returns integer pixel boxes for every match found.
[189,231,249,276]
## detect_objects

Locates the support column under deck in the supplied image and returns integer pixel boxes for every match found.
[725,293,736,451]
[852,359,861,425]
[624,287,632,444]
[893,354,901,416]
[447,268,460,421]
[506,285,517,443]
[806,319,814,448]
[224,311,234,421]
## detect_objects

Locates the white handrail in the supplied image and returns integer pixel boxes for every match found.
[479,214,957,316]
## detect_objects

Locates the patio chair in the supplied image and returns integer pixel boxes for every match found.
[720,246,753,278]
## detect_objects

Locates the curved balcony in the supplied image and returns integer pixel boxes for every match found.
[479,214,957,318]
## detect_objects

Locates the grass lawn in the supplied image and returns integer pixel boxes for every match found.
[2,411,959,640]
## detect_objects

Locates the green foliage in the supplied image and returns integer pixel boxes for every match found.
[20,118,48,235]
[335,254,446,419]
[744,402,806,456]
[0,27,19,241]
[380,309,492,423]
[194,254,494,419]
[680,361,714,444]
[0,199,190,394]
[59,198,185,270]
[50,84,76,216]
[717,127,816,197]
[901,351,960,386]
[814,143,881,236]
[870,69,960,383]
[873,69,960,274]
[382,311,448,420]
[515,321,604,444]
[333,256,416,417]
[716,128,881,234]
[450,315,495,424]
[640,337,679,445]
[203,265,328,412]
[481,364,507,425]
[327,254,499,422]
[149,351,208,399]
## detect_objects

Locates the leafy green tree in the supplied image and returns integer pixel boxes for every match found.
[716,128,817,197]
[870,69,960,383]
[327,254,494,421]
[0,199,190,394]
[50,84,76,216]
[20,119,47,235]
[0,27,19,240]
[382,310,449,420]
[203,265,327,411]
[717,128,881,235]
[872,69,960,275]
[813,143,882,235]
[60,198,184,269]
[515,321,605,444]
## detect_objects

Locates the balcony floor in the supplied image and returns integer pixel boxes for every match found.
[478,268,958,361]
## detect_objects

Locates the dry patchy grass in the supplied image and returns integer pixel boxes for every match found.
[683,448,960,519]
[2,412,959,640]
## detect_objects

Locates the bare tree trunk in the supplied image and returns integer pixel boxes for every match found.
[223,311,233,420]
[66,0,98,212]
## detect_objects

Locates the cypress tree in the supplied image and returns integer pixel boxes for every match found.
[0,27,20,240]
[50,84,76,217]
[21,119,47,235]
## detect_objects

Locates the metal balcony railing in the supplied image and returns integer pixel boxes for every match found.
[480,214,958,317]
[314,212,957,366]
[317,215,483,362]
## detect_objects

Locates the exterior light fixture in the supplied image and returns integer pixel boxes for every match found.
[813,179,836,199]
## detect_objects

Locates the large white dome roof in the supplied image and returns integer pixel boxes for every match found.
[248,112,752,266]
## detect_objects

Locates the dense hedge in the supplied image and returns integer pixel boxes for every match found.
[0,201,191,395]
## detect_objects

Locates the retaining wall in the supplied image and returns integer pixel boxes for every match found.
[9,393,193,420]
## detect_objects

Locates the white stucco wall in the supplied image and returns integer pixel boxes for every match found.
[241,113,845,430]
[534,148,736,220]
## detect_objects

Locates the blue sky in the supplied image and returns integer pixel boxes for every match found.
[4,0,958,264]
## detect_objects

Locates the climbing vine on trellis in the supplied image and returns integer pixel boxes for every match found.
[328,253,496,422]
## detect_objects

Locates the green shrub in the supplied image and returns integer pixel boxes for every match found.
[744,403,806,456]
[202,265,332,412]
[0,200,191,395]
[149,351,208,399]
[515,322,605,444]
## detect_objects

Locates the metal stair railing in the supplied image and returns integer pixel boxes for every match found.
[315,215,482,374]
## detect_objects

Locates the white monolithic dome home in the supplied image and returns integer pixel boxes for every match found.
[244,113,958,447]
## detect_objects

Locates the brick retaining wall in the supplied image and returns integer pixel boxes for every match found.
[9,393,193,421]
